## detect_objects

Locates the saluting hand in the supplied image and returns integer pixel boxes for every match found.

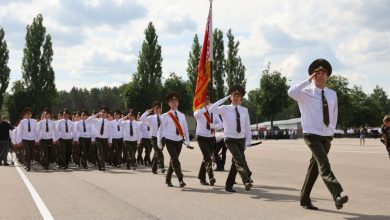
[308,71,317,82]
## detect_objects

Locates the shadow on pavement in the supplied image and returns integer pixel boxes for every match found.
[318,209,390,220]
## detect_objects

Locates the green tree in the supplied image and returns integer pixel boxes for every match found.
[349,86,382,127]
[7,81,31,123]
[213,28,225,101]
[370,85,390,115]
[21,14,56,112]
[124,80,152,113]
[246,89,266,124]
[134,22,162,90]
[126,22,163,111]
[186,34,201,95]
[257,63,289,128]
[163,72,192,114]
[225,29,246,90]
[326,75,353,128]
[0,26,10,111]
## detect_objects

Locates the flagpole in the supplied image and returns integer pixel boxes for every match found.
[209,0,213,101]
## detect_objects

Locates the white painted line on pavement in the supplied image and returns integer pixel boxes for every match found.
[13,160,54,220]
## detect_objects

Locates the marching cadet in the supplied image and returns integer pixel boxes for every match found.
[157,91,192,188]
[194,93,223,186]
[288,58,348,210]
[138,121,152,166]
[37,108,56,170]
[209,85,253,192]
[87,107,112,171]
[140,102,166,174]
[111,110,124,167]
[119,109,141,170]
[72,112,81,167]
[16,108,39,171]
[75,110,93,169]
[55,109,76,170]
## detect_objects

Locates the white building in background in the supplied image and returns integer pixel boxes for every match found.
[251,118,302,131]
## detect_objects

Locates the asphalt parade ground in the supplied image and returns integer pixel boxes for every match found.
[1,138,389,220]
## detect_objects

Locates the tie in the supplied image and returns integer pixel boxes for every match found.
[83,120,86,132]
[322,90,330,127]
[174,111,179,135]
[117,120,120,131]
[28,119,31,132]
[46,120,49,132]
[206,109,210,130]
[130,121,134,136]
[65,120,69,133]
[235,106,241,133]
[157,115,161,128]
[147,126,150,131]
[100,119,104,135]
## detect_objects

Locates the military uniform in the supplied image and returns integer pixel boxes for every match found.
[75,117,94,169]
[139,104,165,174]
[194,103,223,186]
[87,114,112,171]
[37,118,56,170]
[55,118,76,169]
[157,91,191,187]
[288,58,348,210]
[111,118,124,167]
[119,115,141,170]
[209,86,253,192]
[16,117,38,171]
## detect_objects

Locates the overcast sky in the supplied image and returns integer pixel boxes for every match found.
[1,0,389,94]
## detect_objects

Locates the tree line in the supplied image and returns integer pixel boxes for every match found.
[0,14,389,128]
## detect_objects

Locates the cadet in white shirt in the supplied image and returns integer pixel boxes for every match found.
[194,93,223,186]
[75,110,93,169]
[119,109,141,170]
[140,102,165,174]
[288,58,348,210]
[16,108,38,171]
[157,91,191,188]
[111,110,124,168]
[86,107,112,171]
[137,121,152,166]
[209,85,253,192]
[55,109,76,170]
[37,108,56,170]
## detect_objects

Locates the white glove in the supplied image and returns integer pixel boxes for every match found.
[223,95,231,101]
[245,140,252,148]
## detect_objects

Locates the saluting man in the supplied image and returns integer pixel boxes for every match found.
[37,108,56,170]
[119,109,141,170]
[16,108,39,171]
[194,93,223,186]
[288,58,348,210]
[209,85,253,192]
[139,120,152,166]
[87,107,112,171]
[140,102,166,174]
[157,91,191,188]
